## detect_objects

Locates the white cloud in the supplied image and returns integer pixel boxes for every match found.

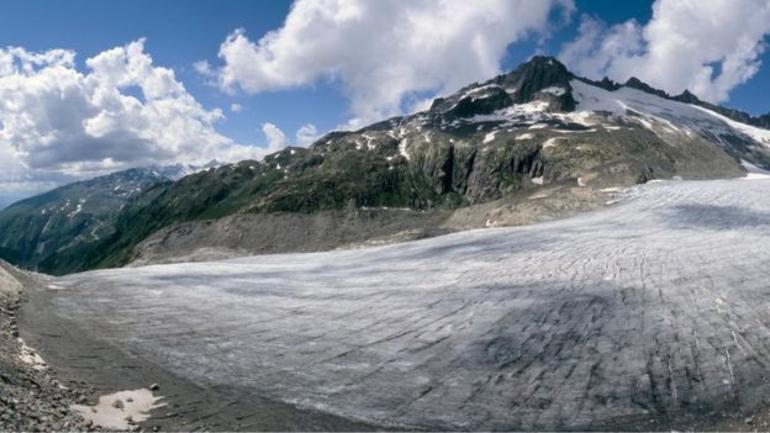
[262,122,320,150]
[295,123,319,146]
[261,122,288,150]
[205,0,574,125]
[0,39,270,199]
[193,59,214,77]
[230,103,243,113]
[559,0,770,103]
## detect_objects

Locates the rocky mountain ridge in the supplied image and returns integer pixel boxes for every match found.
[593,75,770,130]
[0,165,211,275]
[1,56,769,274]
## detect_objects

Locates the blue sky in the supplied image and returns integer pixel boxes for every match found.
[1,0,767,147]
[0,0,769,207]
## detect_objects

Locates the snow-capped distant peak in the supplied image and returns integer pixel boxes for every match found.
[148,161,221,181]
[570,79,770,150]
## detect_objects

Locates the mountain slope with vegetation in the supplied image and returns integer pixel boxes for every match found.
[3,57,770,274]
[0,166,200,275]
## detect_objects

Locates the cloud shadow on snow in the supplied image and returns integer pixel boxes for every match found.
[663,204,770,231]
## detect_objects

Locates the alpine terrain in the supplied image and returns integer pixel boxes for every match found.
[0,165,207,275]
[6,1,770,431]
[1,57,768,274]
[27,174,770,431]
[3,49,770,433]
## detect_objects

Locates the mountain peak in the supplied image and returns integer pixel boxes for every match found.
[521,55,566,68]
[673,89,701,104]
[428,55,577,117]
[623,76,670,99]
[427,55,577,118]
[495,56,575,111]
[509,56,571,83]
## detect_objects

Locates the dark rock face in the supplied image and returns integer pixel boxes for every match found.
[439,86,514,119]
[0,55,767,274]
[431,56,576,118]
[672,89,700,104]
[755,113,770,129]
[597,76,621,92]
[499,56,577,111]
[624,76,672,99]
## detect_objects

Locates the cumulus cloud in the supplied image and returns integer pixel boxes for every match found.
[0,39,269,200]
[205,0,574,125]
[295,123,319,146]
[230,103,243,113]
[193,59,214,77]
[559,0,770,103]
[261,122,288,150]
[262,122,320,150]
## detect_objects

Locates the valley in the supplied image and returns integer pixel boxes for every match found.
[18,175,770,431]
[3,3,770,431]
[3,57,768,275]
[1,54,770,431]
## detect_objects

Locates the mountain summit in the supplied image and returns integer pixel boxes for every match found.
[1,56,769,274]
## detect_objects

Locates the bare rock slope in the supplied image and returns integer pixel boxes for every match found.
[0,261,90,431]
[2,57,769,272]
[127,57,769,267]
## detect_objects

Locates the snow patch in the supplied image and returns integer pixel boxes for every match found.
[571,79,770,149]
[694,106,770,148]
[469,101,551,124]
[542,138,562,149]
[67,203,83,218]
[541,86,566,96]
[71,389,166,430]
[741,160,770,180]
[399,139,410,160]
[361,133,377,150]
[18,338,47,371]
[483,131,497,144]
[460,84,501,100]
[556,128,596,134]
[529,193,549,200]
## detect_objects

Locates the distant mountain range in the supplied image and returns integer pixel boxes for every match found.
[0,164,212,274]
[0,195,29,212]
[1,56,768,275]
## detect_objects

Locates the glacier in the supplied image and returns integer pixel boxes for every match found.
[46,175,770,430]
